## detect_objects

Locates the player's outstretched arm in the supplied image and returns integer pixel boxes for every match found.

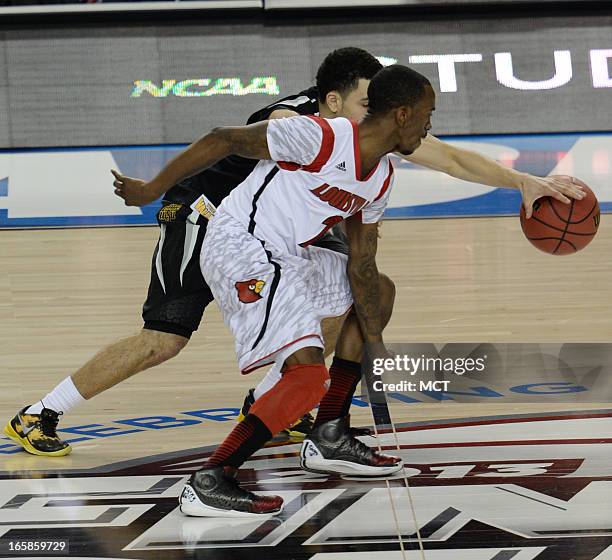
[345,215,384,346]
[401,134,585,218]
[112,122,271,206]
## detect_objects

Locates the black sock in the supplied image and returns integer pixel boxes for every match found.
[314,357,361,426]
[206,414,272,468]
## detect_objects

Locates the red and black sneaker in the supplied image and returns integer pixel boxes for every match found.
[300,416,402,476]
[179,466,283,518]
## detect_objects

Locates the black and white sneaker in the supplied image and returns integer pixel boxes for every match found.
[300,416,402,477]
[179,466,284,518]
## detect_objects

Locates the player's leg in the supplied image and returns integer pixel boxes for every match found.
[236,312,347,438]
[240,271,393,440]
[300,272,402,476]
[209,347,327,471]
[3,328,189,457]
[70,330,188,400]
[4,207,210,457]
[181,213,332,517]
[237,227,353,439]
[181,346,329,518]
[314,272,395,425]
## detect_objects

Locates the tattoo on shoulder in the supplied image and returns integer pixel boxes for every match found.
[221,123,270,160]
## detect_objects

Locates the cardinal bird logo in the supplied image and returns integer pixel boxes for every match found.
[235,279,266,303]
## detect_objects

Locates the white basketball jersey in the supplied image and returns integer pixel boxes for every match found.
[217,115,394,254]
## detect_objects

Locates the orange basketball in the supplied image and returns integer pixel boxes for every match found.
[520,177,600,255]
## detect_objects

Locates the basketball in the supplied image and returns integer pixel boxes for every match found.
[520,176,600,255]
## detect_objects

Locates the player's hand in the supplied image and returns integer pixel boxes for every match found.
[519,175,586,219]
[111,169,155,207]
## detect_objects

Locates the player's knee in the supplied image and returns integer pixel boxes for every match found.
[283,346,325,367]
[141,330,188,362]
[290,363,330,404]
[313,363,331,395]
[250,363,329,434]
[378,273,396,320]
[157,334,189,361]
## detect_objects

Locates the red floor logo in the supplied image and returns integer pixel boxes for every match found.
[0,413,611,559]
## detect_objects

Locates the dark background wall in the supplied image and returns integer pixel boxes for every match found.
[0,6,610,147]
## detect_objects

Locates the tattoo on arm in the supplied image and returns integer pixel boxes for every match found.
[214,122,271,160]
[348,224,383,343]
[149,121,270,193]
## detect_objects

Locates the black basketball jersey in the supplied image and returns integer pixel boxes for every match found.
[163,87,319,209]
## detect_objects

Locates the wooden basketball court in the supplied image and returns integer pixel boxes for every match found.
[1,217,611,559]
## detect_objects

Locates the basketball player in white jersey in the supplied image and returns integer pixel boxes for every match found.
[112,60,585,516]
[5,48,584,465]
[110,65,434,517]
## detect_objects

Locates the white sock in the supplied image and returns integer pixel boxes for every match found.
[26,377,86,415]
[253,361,283,400]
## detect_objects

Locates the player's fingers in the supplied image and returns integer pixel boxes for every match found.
[549,189,571,205]
[523,196,537,219]
[113,180,123,188]
[111,169,124,180]
[551,180,584,199]
[568,188,586,200]
[568,176,585,189]
[568,185,586,199]
[114,187,124,197]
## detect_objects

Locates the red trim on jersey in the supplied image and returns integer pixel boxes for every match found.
[301,115,335,173]
[299,215,344,248]
[351,120,380,181]
[241,334,324,374]
[278,161,300,171]
[374,161,394,202]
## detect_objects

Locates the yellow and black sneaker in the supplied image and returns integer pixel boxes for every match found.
[237,388,314,441]
[3,406,72,457]
[283,412,315,441]
[237,389,256,423]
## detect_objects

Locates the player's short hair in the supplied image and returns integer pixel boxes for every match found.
[316,47,383,102]
[367,65,432,116]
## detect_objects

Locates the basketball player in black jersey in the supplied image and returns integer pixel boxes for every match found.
[4,48,584,457]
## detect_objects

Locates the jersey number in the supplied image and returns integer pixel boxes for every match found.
[299,216,344,247]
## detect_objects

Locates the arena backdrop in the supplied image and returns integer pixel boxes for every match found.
[0,12,610,148]
[0,0,604,10]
